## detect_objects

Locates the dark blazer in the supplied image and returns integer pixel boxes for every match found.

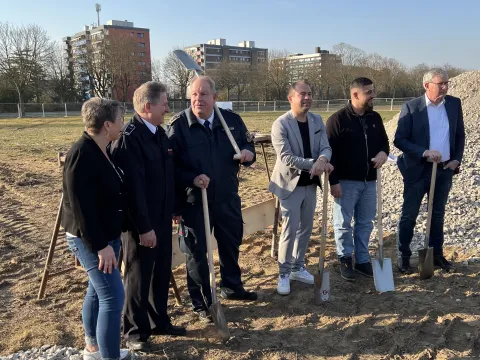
[62,132,127,252]
[394,94,465,183]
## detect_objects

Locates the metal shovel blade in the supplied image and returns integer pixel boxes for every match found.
[173,50,204,74]
[418,247,434,280]
[209,301,231,342]
[314,269,330,304]
[372,257,395,292]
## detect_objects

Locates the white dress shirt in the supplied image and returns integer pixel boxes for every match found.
[196,111,215,129]
[140,117,157,134]
[425,94,450,162]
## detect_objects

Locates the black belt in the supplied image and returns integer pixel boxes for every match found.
[427,159,450,168]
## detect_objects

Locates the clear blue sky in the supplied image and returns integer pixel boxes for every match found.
[1,0,478,69]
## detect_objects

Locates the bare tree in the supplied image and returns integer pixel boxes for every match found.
[211,61,237,100]
[82,39,111,98]
[0,22,54,112]
[331,43,366,98]
[162,49,195,100]
[46,42,77,102]
[268,49,290,100]
[151,57,163,82]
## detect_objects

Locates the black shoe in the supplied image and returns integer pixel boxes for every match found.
[194,310,213,324]
[354,262,374,278]
[151,323,187,336]
[220,288,257,301]
[434,255,455,272]
[126,339,149,351]
[339,256,355,281]
[398,257,413,274]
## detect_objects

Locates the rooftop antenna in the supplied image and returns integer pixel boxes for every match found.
[95,3,101,26]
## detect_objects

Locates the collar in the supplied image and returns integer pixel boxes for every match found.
[196,110,215,126]
[140,116,157,134]
[346,100,372,117]
[425,94,445,108]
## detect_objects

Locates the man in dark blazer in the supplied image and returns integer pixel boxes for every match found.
[394,68,465,274]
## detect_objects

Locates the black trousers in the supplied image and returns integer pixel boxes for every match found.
[122,221,172,341]
[398,164,454,258]
[179,195,244,312]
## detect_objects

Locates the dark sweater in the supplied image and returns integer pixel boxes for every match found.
[62,132,127,252]
[326,102,390,185]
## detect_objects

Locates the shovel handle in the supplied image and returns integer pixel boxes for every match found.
[213,103,242,159]
[376,167,383,248]
[320,172,329,260]
[201,188,217,303]
[425,162,437,245]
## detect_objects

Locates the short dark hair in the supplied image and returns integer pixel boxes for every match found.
[81,98,124,134]
[350,77,373,89]
[289,79,311,96]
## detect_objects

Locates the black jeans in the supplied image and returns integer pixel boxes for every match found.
[179,196,244,312]
[122,221,172,342]
[398,164,454,258]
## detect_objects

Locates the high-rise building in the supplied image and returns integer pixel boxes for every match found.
[281,47,341,83]
[63,20,151,101]
[184,39,268,72]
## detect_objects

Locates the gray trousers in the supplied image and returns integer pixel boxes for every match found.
[277,184,317,275]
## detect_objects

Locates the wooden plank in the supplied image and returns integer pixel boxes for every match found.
[171,198,275,268]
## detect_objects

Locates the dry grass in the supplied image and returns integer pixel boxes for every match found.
[0,111,479,359]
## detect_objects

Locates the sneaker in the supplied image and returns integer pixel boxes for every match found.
[339,256,355,281]
[83,348,132,360]
[290,267,314,285]
[277,274,290,295]
[354,262,374,278]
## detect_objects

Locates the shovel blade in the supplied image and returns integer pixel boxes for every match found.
[372,257,395,292]
[209,301,230,342]
[418,247,435,280]
[314,270,330,304]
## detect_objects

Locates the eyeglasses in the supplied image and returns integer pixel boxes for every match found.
[430,81,450,87]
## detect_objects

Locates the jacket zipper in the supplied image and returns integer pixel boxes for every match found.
[361,117,369,182]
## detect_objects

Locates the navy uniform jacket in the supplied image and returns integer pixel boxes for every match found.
[166,107,256,212]
[110,114,175,235]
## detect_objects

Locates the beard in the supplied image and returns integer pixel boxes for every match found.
[364,100,374,111]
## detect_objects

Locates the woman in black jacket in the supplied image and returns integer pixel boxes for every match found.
[62,98,131,360]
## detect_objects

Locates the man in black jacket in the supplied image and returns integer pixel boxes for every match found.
[111,81,186,351]
[326,77,390,282]
[166,76,257,324]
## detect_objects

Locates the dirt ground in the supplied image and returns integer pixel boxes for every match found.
[0,116,479,359]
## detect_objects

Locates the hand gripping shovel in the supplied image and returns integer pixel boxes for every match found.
[201,188,231,341]
[314,172,331,304]
[173,49,242,160]
[418,162,437,280]
[372,167,395,292]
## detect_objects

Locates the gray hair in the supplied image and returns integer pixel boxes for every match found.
[133,81,168,114]
[193,76,217,93]
[423,68,448,86]
[81,98,124,134]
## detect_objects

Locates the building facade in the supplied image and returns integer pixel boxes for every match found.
[63,20,151,101]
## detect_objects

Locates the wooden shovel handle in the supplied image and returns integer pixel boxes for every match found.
[425,162,438,240]
[213,103,242,159]
[376,167,383,247]
[320,172,329,259]
[201,188,217,303]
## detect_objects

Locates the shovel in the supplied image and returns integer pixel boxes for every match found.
[201,187,231,341]
[314,172,331,304]
[371,166,395,292]
[418,162,437,280]
[173,49,241,160]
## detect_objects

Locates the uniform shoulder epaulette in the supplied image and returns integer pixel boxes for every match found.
[222,108,240,117]
[168,112,183,126]
[123,123,136,135]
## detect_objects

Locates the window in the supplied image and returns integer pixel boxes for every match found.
[138,61,146,66]
[138,52,145,57]
[137,33,144,38]
[138,42,145,48]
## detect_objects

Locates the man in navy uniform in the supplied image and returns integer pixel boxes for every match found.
[167,76,257,324]
[111,81,186,351]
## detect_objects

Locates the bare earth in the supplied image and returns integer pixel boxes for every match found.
[0,115,478,359]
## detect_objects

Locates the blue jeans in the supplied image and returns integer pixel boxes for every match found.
[333,180,376,264]
[66,235,124,360]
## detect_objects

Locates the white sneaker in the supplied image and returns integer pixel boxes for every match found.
[277,274,291,295]
[83,348,132,360]
[290,267,314,285]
